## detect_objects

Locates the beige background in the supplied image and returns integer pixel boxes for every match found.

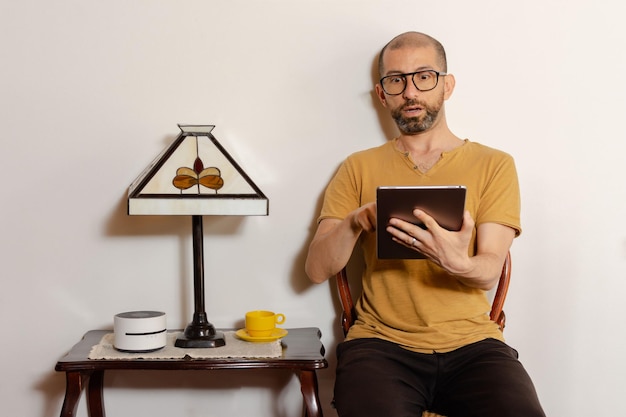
[2,1,624,416]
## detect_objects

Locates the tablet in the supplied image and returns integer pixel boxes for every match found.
[376,185,466,259]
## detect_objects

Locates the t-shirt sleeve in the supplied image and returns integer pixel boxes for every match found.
[475,153,522,237]
[317,157,361,223]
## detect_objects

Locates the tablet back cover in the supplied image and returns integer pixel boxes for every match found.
[376,186,466,259]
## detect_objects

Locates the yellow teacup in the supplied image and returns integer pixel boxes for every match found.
[245,310,286,337]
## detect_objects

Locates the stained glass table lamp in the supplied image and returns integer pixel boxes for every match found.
[128,125,268,347]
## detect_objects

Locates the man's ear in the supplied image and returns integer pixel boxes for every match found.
[375,84,388,108]
[443,74,456,100]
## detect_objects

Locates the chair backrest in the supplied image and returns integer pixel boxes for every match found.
[336,251,512,336]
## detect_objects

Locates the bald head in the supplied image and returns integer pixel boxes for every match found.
[378,32,448,77]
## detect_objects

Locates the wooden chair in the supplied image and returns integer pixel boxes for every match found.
[334,251,512,417]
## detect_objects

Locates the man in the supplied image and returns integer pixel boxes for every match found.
[305,32,545,417]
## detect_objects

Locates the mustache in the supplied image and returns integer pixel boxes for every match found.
[401,100,427,110]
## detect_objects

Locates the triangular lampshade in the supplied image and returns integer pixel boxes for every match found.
[128,125,268,216]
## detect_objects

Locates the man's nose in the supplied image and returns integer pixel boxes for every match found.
[402,78,422,99]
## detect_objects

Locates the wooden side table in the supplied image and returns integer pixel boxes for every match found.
[55,327,328,417]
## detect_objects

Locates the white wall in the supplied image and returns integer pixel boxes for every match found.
[2,1,625,416]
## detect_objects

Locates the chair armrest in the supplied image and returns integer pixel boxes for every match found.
[336,268,356,336]
[489,251,511,330]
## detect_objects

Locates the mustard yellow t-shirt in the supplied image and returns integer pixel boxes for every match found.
[319,139,521,353]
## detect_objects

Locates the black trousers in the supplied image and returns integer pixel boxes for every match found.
[334,338,546,417]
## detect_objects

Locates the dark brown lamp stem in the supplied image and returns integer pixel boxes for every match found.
[175,215,225,348]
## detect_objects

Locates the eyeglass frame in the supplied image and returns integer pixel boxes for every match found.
[379,70,447,96]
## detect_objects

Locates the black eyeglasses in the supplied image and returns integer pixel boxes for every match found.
[379,70,447,95]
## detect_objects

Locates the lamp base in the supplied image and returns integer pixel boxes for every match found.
[174,312,226,348]
[175,332,225,348]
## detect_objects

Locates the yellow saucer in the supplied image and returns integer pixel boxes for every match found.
[235,328,288,342]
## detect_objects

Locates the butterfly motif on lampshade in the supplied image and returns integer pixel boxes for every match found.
[172,156,224,193]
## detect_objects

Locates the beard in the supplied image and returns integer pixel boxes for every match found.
[391,98,443,134]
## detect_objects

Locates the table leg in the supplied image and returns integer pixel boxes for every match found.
[298,370,323,417]
[59,371,88,417]
[87,370,106,417]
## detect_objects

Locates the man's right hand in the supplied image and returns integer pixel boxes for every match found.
[350,202,377,233]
